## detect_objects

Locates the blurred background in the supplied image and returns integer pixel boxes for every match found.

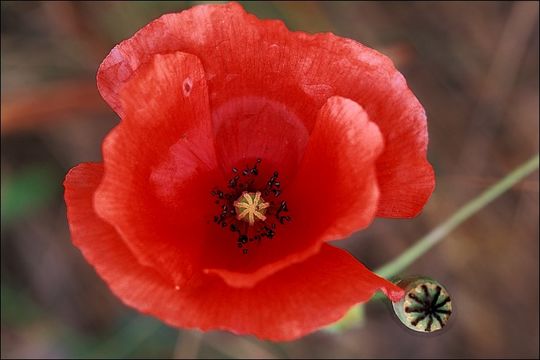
[1,1,538,358]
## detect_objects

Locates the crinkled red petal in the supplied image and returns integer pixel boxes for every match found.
[206,96,383,287]
[97,2,434,219]
[94,51,222,286]
[64,162,403,341]
[212,95,309,182]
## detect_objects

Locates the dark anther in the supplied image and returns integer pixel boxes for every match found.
[211,158,292,254]
[243,249,248,254]
[262,226,275,239]
[275,200,289,221]
[279,215,291,224]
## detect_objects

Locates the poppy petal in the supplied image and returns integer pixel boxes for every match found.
[97,2,433,219]
[288,96,384,239]
[94,51,222,286]
[64,163,402,341]
[211,96,309,183]
[205,96,383,288]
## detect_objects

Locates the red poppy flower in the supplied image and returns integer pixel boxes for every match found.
[64,3,434,341]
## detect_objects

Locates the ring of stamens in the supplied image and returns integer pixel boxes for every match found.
[233,191,270,225]
[210,159,291,254]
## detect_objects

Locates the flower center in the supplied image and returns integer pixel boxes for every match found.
[210,158,292,254]
[233,191,270,225]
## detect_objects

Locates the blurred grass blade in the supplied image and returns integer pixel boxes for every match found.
[330,153,538,332]
[376,153,539,278]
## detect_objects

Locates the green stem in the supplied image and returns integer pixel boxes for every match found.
[376,153,539,278]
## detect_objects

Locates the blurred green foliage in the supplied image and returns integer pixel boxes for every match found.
[1,165,58,227]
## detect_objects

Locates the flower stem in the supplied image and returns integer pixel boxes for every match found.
[376,153,539,279]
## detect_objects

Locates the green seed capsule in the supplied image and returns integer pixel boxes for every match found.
[392,277,452,333]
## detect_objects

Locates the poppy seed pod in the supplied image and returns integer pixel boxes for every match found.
[392,277,452,333]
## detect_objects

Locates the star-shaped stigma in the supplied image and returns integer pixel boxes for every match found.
[233,191,270,226]
[403,283,452,332]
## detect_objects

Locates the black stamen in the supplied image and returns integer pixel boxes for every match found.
[211,158,291,254]
[279,215,291,224]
